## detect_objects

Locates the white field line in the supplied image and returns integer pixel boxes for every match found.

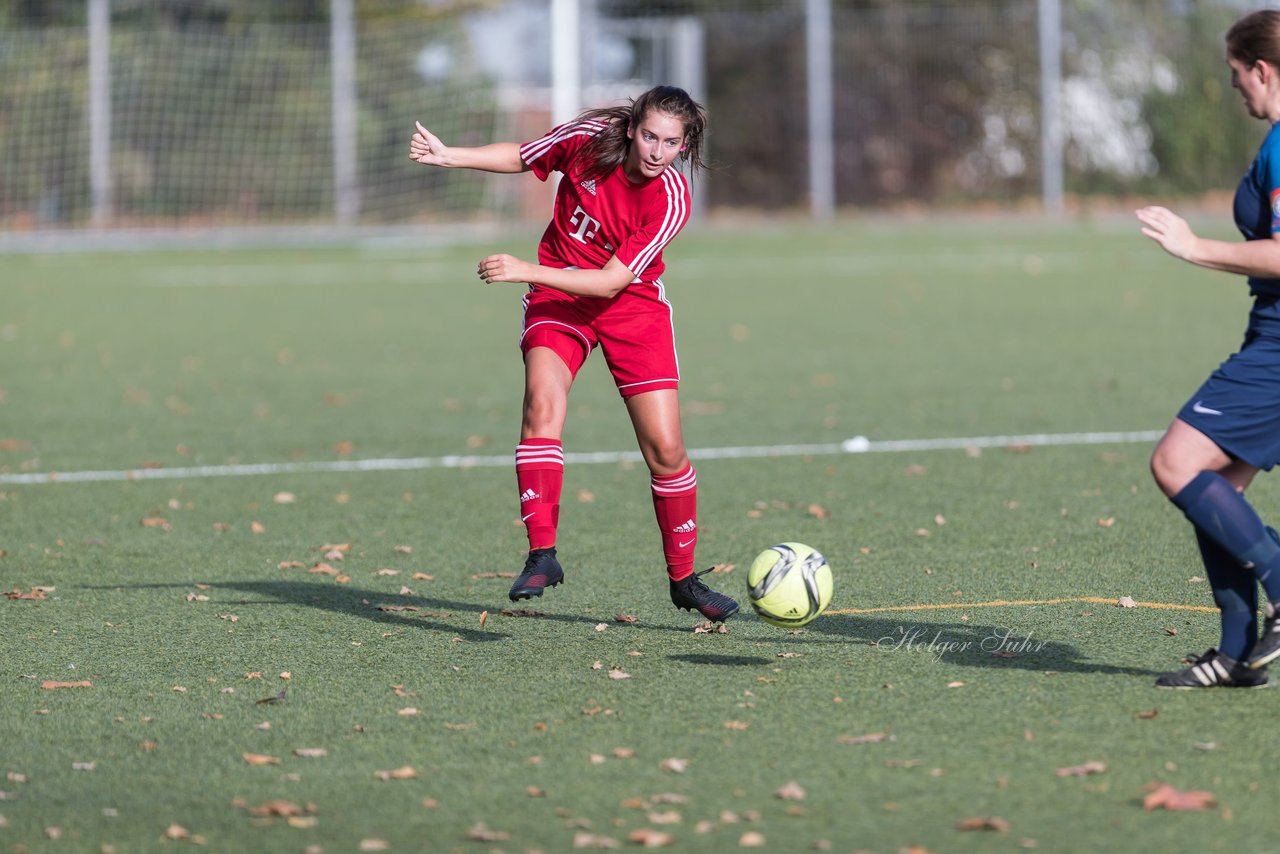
[0,430,1165,486]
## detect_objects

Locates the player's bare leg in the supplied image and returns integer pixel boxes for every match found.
[626,389,738,622]
[510,348,573,601]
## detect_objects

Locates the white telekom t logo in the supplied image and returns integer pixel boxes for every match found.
[568,205,601,244]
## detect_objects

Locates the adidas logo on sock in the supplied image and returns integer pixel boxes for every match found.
[672,519,697,534]
[519,489,540,503]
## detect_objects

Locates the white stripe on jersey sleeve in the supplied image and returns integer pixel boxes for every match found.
[628,168,689,275]
[519,120,609,165]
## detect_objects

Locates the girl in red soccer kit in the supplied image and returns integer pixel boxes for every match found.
[408,85,738,622]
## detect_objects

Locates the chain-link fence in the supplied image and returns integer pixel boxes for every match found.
[0,0,1266,237]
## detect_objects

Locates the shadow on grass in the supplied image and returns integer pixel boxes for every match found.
[668,653,774,666]
[764,612,1162,677]
[84,579,623,642]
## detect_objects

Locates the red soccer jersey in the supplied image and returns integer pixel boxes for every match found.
[519,120,691,285]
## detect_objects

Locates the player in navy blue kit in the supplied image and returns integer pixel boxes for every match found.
[1137,9,1280,688]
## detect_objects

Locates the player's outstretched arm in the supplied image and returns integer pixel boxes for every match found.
[478,254,636,299]
[408,121,527,173]
[1137,204,1280,277]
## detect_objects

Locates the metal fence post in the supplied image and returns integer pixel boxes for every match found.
[1039,0,1064,215]
[332,0,359,225]
[806,0,835,220]
[89,0,112,226]
[551,0,581,125]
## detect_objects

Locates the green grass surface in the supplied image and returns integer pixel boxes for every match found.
[3,217,1277,852]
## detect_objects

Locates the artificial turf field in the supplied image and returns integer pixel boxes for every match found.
[3,216,1277,852]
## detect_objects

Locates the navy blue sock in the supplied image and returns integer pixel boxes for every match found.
[1194,527,1257,661]
[1172,471,1280,604]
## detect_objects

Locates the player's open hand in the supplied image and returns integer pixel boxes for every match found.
[409,121,449,166]
[477,254,528,285]
[1136,205,1199,262]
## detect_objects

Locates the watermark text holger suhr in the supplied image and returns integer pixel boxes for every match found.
[875,626,1048,660]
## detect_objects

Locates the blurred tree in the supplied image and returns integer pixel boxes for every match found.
[1142,2,1259,196]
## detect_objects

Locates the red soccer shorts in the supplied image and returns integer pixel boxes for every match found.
[520,282,680,398]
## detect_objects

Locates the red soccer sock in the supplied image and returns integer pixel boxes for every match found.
[516,439,563,551]
[651,464,698,581]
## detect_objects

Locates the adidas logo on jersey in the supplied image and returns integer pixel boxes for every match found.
[519,489,540,503]
[581,179,597,196]
[671,519,697,534]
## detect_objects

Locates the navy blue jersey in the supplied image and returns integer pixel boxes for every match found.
[1233,122,1280,297]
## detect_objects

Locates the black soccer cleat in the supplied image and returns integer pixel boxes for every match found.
[1248,603,1280,670]
[670,568,740,623]
[508,547,564,601]
[1155,648,1269,689]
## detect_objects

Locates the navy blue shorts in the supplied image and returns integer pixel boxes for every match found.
[1179,298,1280,471]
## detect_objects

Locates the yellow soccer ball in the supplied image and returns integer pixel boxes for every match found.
[746,543,832,628]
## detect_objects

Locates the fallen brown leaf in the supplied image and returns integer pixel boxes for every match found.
[629,828,675,847]
[41,680,91,690]
[1141,781,1217,811]
[246,799,307,817]
[373,766,417,781]
[954,816,1011,832]
[1055,760,1106,777]
[774,780,806,801]
[242,753,281,766]
[467,822,509,841]
[836,731,890,745]
[5,587,48,600]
